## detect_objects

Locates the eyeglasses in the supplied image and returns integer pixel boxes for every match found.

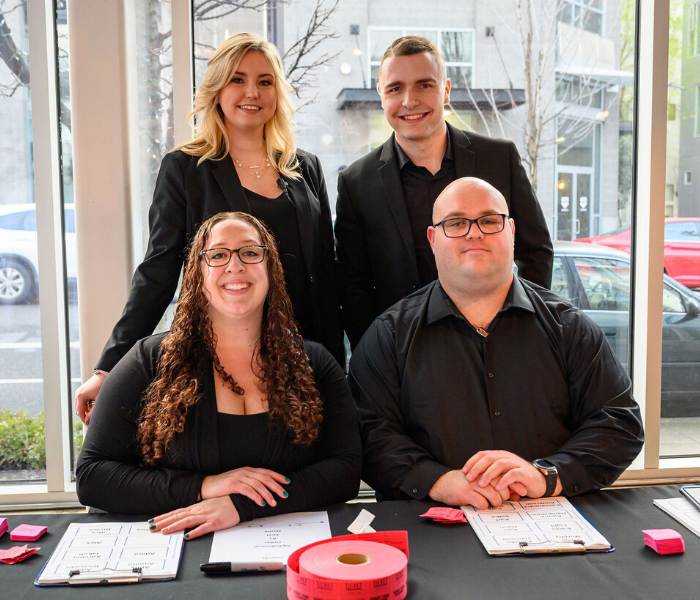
[432,214,510,238]
[200,245,268,267]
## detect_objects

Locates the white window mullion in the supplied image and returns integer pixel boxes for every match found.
[26,0,73,493]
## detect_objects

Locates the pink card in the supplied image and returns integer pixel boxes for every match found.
[0,545,40,564]
[0,518,7,537]
[642,528,683,541]
[9,524,47,542]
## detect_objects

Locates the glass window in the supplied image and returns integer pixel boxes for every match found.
[368,28,474,89]
[664,221,700,241]
[661,0,700,455]
[574,257,630,311]
[663,285,686,313]
[551,257,572,301]
[560,0,604,35]
[0,3,46,484]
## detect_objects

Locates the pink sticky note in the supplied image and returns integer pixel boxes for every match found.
[10,524,47,542]
[0,518,7,537]
[642,529,685,554]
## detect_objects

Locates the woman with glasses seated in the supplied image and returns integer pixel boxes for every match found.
[76,213,361,538]
[75,32,344,425]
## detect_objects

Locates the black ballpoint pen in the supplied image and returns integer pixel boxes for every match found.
[200,561,284,574]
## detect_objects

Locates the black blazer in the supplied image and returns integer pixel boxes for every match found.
[97,149,345,371]
[334,123,554,348]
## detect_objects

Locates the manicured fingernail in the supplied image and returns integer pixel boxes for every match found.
[270,500,277,507]
[184,533,190,539]
[261,499,266,506]
[162,527,168,534]
[149,524,156,530]
[283,491,289,498]
[284,477,291,483]
[148,518,154,523]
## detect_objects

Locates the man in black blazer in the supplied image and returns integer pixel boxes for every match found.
[335,36,553,349]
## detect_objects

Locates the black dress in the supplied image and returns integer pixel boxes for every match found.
[245,188,312,338]
[77,333,362,522]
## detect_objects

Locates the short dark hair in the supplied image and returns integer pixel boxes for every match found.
[378,36,447,84]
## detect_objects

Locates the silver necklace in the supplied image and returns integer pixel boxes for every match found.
[233,155,272,179]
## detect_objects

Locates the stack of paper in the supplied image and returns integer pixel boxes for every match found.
[653,497,700,538]
[420,507,467,523]
[642,529,685,554]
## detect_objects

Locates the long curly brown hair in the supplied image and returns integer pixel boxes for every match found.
[137,212,322,466]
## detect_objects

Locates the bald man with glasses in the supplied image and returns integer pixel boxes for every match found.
[349,177,643,508]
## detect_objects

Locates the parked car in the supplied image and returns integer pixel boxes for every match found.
[0,204,77,304]
[577,218,700,288]
[554,241,700,417]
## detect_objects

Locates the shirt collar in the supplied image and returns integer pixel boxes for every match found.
[393,126,454,170]
[426,276,535,326]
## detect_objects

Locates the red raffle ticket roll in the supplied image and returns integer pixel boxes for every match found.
[287,531,409,600]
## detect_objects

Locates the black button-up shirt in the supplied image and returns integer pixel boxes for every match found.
[348,277,644,501]
[394,133,456,287]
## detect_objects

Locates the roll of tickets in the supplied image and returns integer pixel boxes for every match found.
[287,531,409,600]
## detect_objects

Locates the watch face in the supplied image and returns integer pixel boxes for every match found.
[533,459,557,474]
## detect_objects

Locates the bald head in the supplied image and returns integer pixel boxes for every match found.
[427,176,515,300]
[432,177,509,225]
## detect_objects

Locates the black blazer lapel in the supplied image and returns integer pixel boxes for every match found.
[281,174,317,277]
[448,123,476,179]
[378,137,416,261]
[210,156,252,213]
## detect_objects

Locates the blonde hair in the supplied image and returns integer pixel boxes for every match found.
[176,33,300,179]
[378,35,447,85]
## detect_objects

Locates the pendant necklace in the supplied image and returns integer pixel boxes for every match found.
[233,154,272,179]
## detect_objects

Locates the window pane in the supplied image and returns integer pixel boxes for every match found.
[551,257,572,301]
[0,4,46,484]
[661,0,700,455]
[370,30,402,62]
[446,65,471,89]
[441,31,472,63]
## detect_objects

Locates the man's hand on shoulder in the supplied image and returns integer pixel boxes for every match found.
[462,450,562,499]
[428,470,510,509]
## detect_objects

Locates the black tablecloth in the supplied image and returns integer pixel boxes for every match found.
[4,485,700,599]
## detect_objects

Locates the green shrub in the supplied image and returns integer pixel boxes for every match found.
[0,410,46,470]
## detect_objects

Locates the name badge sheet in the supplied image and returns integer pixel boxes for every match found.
[209,511,331,565]
[36,522,184,585]
[463,497,612,555]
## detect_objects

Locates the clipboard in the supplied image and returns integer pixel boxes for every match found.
[680,485,700,511]
[463,496,613,556]
[34,522,184,587]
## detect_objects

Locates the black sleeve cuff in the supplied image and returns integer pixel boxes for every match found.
[399,461,451,500]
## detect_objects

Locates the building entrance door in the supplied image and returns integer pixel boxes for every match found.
[557,170,592,240]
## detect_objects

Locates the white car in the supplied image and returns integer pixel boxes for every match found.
[0,203,77,304]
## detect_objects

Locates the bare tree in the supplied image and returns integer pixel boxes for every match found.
[283,0,340,107]
[452,0,621,192]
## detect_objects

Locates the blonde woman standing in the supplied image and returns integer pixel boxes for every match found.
[75,33,344,423]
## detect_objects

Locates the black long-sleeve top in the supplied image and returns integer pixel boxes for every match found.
[348,277,644,501]
[77,334,362,521]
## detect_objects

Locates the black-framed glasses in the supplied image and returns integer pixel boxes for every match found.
[200,245,268,267]
[432,214,510,238]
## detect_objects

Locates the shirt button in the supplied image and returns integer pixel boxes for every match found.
[412,488,418,494]
[574,485,579,492]
[309,276,314,283]
[488,373,494,378]
[494,411,501,416]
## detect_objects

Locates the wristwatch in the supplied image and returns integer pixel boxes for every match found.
[532,459,558,497]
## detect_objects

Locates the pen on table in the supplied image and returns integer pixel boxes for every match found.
[200,561,285,574]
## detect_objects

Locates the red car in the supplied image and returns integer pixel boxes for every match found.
[577,218,700,288]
